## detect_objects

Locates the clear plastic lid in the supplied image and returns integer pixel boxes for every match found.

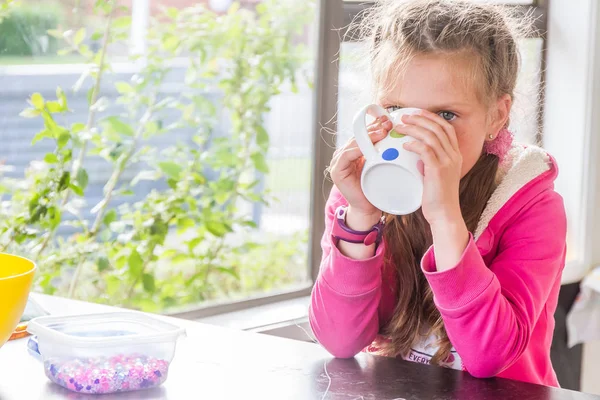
[27,312,186,348]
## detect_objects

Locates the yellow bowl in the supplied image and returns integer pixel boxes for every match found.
[0,253,36,347]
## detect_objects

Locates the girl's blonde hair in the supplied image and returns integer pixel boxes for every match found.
[352,0,530,364]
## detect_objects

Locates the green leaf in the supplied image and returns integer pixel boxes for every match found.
[158,162,183,179]
[206,221,230,237]
[46,101,63,113]
[255,125,269,149]
[91,31,103,41]
[115,82,134,94]
[71,123,86,133]
[216,266,240,280]
[69,184,84,196]
[214,191,229,205]
[103,209,118,226]
[187,237,203,252]
[80,45,93,59]
[76,168,89,190]
[255,3,267,14]
[113,16,131,29]
[56,86,68,110]
[162,34,180,52]
[97,257,110,272]
[73,28,86,46]
[30,93,44,109]
[105,116,134,136]
[105,276,121,296]
[41,111,58,133]
[167,178,177,189]
[149,218,169,237]
[142,273,156,292]
[128,249,144,278]
[44,153,58,164]
[58,172,71,191]
[57,132,70,149]
[62,149,73,163]
[20,108,41,118]
[176,217,195,233]
[32,130,52,144]
[165,7,179,19]
[47,206,61,229]
[171,254,188,264]
[250,152,269,173]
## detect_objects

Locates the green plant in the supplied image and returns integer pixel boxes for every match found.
[0,0,314,312]
[0,0,16,22]
[0,2,63,56]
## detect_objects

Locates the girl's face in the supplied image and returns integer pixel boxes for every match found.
[378,53,511,177]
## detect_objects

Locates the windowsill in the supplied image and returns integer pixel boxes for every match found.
[196,295,311,332]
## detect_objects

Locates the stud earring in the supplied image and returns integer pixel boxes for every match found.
[488,134,494,140]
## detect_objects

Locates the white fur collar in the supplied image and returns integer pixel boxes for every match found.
[473,144,551,240]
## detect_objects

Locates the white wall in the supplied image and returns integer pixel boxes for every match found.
[544,0,600,395]
[544,1,599,285]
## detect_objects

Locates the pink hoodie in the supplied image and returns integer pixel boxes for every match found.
[309,145,567,387]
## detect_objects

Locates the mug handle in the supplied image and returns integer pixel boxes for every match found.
[352,104,392,161]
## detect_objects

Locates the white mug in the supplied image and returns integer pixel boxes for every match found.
[352,104,423,215]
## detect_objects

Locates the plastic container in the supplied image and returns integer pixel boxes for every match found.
[27,312,185,394]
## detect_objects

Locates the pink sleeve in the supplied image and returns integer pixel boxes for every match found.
[421,190,567,377]
[308,186,391,358]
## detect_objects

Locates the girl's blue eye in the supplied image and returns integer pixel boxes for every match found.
[438,111,456,121]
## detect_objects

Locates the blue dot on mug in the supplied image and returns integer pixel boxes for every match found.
[382,148,399,161]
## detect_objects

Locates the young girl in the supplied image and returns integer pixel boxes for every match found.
[309,0,567,388]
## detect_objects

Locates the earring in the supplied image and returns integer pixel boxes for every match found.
[488,134,494,140]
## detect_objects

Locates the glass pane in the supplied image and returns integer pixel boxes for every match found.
[0,0,317,312]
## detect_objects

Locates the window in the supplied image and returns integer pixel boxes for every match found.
[0,0,320,316]
[3,0,594,320]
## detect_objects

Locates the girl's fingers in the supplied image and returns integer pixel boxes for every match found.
[403,140,439,167]
[367,116,393,133]
[332,129,388,164]
[330,147,365,179]
[413,110,460,151]
[395,124,448,162]
[401,114,454,157]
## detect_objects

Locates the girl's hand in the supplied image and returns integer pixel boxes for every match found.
[399,110,463,226]
[399,110,469,270]
[329,116,391,229]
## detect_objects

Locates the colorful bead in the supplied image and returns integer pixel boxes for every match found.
[43,354,169,394]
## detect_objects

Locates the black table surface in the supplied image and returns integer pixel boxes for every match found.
[1,295,598,400]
